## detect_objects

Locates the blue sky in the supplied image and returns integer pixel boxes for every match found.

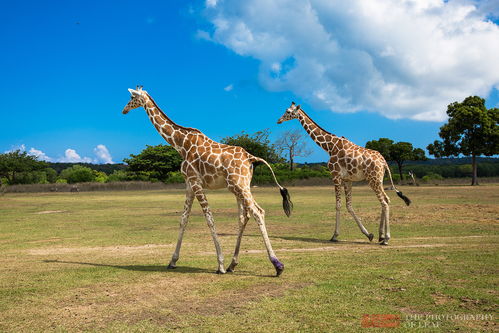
[1,0,498,164]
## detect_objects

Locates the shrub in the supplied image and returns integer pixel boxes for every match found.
[59,165,96,184]
[422,172,444,182]
[165,171,184,184]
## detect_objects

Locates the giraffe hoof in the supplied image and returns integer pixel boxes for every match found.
[216,269,226,275]
[275,266,284,277]
[226,265,236,273]
[167,264,176,269]
[330,237,339,242]
[380,241,389,246]
[368,233,374,242]
[379,237,385,243]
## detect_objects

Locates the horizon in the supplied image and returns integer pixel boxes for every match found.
[1,1,498,165]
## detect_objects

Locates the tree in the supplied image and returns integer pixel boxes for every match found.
[123,144,182,182]
[0,150,47,185]
[427,96,499,185]
[275,129,312,170]
[366,138,426,181]
[221,129,284,163]
[59,165,96,184]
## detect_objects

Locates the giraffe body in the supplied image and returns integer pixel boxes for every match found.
[278,102,410,245]
[123,87,291,276]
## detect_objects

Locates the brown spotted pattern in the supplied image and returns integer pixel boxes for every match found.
[122,87,285,274]
[278,102,402,245]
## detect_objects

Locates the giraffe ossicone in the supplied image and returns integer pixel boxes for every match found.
[122,87,292,276]
[278,102,410,245]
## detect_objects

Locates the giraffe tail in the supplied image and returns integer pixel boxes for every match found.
[251,156,293,217]
[385,162,411,206]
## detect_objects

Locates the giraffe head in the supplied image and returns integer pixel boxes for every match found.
[122,86,147,114]
[277,102,301,124]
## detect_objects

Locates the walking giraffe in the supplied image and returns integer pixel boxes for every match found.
[277,102,410,245]
[122,87,292,276]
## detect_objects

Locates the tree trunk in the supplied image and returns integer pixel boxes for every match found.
[289,151,294,171]
[397,162,403,183]
[471,154,479,186]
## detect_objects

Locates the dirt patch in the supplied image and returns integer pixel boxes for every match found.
[200,243,454,256]
[34,210,66,214]
[45,275,308,330]
[432,292,454,305]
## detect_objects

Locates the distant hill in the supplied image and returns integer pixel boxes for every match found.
[47,162,127,174]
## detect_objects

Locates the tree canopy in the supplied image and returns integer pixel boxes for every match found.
[221,129,284,163]
[123,144,183,182]
[0,150,47,185]
[366,138,426,180]
[427,96,499,185]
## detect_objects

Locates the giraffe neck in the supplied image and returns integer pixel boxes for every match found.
[143,94,200,153]
[297,109,340,152]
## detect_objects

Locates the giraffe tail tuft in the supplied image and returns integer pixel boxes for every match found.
[280,187,293,217]
[396,190,411,206]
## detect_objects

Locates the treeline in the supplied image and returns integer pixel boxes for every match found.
[2,147,499,188]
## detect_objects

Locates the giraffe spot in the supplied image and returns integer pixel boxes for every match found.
[154,116,165,125]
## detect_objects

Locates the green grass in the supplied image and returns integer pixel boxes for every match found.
[0,185,498,332]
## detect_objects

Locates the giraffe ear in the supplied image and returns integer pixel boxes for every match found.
[128,88,138,95]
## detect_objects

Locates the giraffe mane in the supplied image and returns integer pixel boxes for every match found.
[299,108,336,137]
[144,92,201,133]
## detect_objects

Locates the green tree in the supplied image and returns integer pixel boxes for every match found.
[221,129,284,163]
[0,150,47,185]
[45,168,58,183]
[124,144,182,182]
[427,96,499,185]
[366,138,426,181]
[59,165,96,184]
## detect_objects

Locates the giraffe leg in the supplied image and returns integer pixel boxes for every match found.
[372,183,390,245]
[344,182,374,242]
[379,208,386,243]
[191,182,226,273]
[227,199,249,273]
[167,186,195,269]
[243,190,284,277]
[330,184,342,242]
[382,202,391,245]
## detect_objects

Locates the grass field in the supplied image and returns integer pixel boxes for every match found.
[0,185,497,332]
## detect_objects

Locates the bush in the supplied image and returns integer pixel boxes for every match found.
[93,170,108,183]
[165,171,184,184]
[422,172,444,182]
[59,165,96,184]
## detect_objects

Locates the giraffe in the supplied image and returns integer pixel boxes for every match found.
[122,87,292,276]
[277,102,410,245]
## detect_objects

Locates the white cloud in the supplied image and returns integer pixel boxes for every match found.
[58,149,93,163]
[93,144,113,164]
[195,29,213,41]
[204,0,499,121]
[4,144,26,153]
[224,83,234,91]
[28,148,52,162]
[206,0,218,8]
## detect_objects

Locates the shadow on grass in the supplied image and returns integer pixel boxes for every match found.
[42,259,211,274]
[42,259,276,277]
